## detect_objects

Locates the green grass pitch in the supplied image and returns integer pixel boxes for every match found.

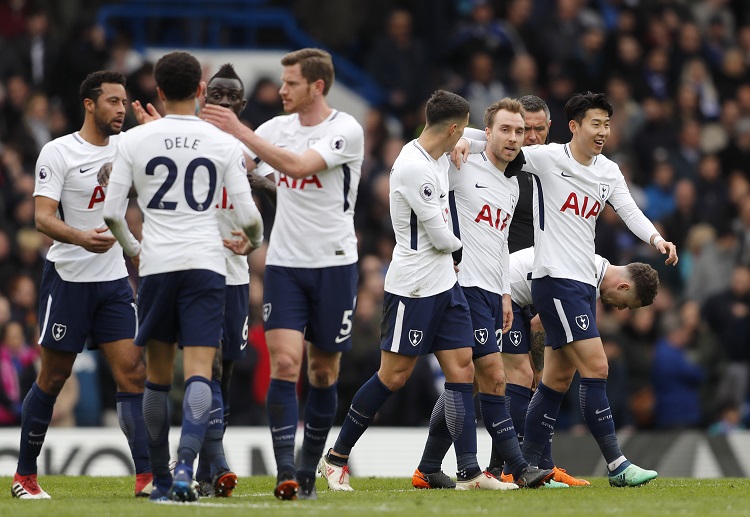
[2,476,750,516]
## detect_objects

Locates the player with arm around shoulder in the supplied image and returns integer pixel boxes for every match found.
[519,92,676,488]
[12,71,152,500]
[413,98,553,490]
[103,51,263,502]
[202,48,364,501]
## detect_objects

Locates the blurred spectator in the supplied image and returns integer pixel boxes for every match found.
[620,305,658,428]
[669,119,703,180]
[661,178,701,252]
[0,320,38,426]
[631,98,679,182]
[7,272,36,343]
[652,310,705,429]
[642,47,673,101]
[695,154,731,230]
[684,223,737,304]
[10,7,61,95]
[703,265,750,410]
[461,51,507,128]
[606,75,644,149]
[506,53,540,98]
[715,47,750,103]
[707,403,746,435]
[719,117,750,175]
[240,77,282,130]
[644,160,676,222]
[366,9,431,138]
[679,58,721,121]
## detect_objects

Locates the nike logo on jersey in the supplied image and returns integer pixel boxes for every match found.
[595,407,610,415]
[80,167,94,174]
[240,341,247,351]
[492,418,512,427]
[440,193,446,198]
[561,172,573,177]
[271,425,295,433]
[475,183,488,188]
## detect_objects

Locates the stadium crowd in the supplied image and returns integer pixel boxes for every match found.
[0,0,749,437]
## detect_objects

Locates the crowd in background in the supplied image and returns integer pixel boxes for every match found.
[1,0,750,436]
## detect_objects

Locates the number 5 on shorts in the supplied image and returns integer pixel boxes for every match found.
[334,297,357,343]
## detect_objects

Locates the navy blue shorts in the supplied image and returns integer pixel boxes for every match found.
[263,264,358,352]
[222,284,249,360]
[500,302,533,354]
[37,261,136,352]
[531,276,599,349]
[135,269,225,348]
[462,286,503,359]
[380,282,473,356]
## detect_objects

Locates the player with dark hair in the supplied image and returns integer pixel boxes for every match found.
[201,48,364,500]
[316,90,514,491]
[412,97,553,490]
[103,50,263,502]
[13,70,152,499]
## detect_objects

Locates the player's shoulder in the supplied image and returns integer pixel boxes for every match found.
[327,110,363,131]
[40,132,77,153]
[591,152,621,175]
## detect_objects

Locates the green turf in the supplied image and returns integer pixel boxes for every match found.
[2,476,750,517]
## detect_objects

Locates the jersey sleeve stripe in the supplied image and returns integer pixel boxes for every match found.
[343,164,351,212]
[532,173,544,231]
[410,209,418,250]
[448,190,460,239]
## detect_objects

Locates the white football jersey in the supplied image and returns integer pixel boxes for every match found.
[511,247,609,306]
[385,140,458,298]
[448,152,519,295]
[255,110,363,268]
[215,187,249,285]
[33,132,128,282]
[109,114,252,277]
[526,143,638,286]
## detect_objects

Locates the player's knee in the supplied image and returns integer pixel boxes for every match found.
[308,366,337,387]
[270,354,302,381]
[587,359,609,379]
[377,369,409,392]
[38,370,71,396]
[113,360,146,391]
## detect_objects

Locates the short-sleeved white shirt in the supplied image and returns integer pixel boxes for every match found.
[255,110,363,268]
[33,132,128,282]
[511,247,610,306]
[525,143,634,286]
[448,152,518,295]
[384,140,458,298]
[109,115,253,277]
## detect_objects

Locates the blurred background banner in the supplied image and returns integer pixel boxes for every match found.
[0,427,747,478]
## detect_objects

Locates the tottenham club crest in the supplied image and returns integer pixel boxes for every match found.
[409,329,423,346]
[474,328,489,345]
[575,314,590,330]
[599,183,610,200]
[509,330,522,347]
[262,303,272,322]
[52,323,66,341]
[420,182,435,201]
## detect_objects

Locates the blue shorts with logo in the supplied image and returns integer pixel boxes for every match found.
[462,286,503,359]
[222,284,249,361]
[380,282,473,356]
[531,276,599,349]
[500,302,534,354]
[136,269,225,348]
[263,264,358,353]
[37,261,136,352]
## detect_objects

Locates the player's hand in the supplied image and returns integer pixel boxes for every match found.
[97,162,112,188]
[501,293,513,334]
[201,104,247,138]
[131,100,161,124]
[79,227,117,253]
[450,138,471,169]
[657,240,678,266]
[531,366,542,391]
[223,230,254,255]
